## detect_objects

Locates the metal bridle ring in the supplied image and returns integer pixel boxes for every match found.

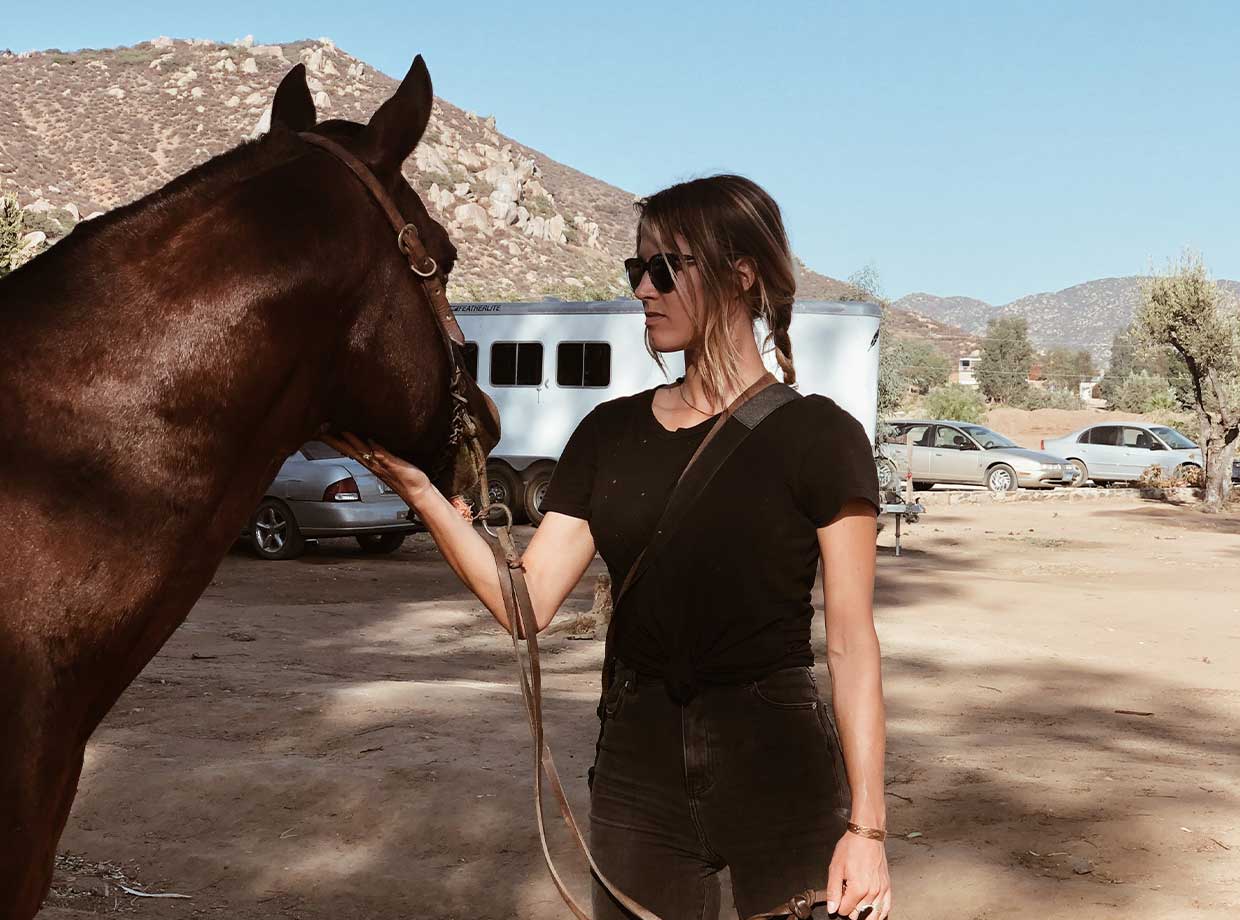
[479,501,513,538]
[410,254,438,278]
[397,226,439,277]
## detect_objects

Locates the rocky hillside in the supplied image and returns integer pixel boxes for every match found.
[0,35,865,305]
[896,277,1240,362]
[892,292,995,336]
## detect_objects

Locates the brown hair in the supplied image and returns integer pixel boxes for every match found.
[635,174,796,405]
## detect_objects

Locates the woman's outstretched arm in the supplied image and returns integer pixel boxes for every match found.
[322,434,596,634]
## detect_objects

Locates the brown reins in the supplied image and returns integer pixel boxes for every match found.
[298,130,833,920]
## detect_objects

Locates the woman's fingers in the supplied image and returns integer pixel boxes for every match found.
[874,889,893,920]
[850,895,876,920]
[839,874,883,919]
[823,862,844,915]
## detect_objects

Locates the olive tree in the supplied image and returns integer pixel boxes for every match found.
[1135,254,1240,510]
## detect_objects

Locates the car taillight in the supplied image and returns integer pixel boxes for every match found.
[1040,439,1045,450]
[324,477,361,502]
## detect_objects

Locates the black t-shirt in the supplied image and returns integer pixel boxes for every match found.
[541,379,879,702]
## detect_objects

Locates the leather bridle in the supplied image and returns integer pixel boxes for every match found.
[299,131,496,496]
[298,130,834,920]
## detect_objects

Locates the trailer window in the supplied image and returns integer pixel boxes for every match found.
[462,342,479,380]
[490,342,543,386]
[556,342,611,387]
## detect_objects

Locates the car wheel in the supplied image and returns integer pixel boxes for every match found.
[875,459,898,492]
[249,498,304,560]
[523,464,555,526]
[912,481,934,491]
[1067,459,1088,487]
[485,461,526,524]
[986,464,1019,493]
[1172,463,1199,481]
[356,533,406,554]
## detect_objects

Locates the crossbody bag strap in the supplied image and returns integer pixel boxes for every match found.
[598,374,800,702]
[613,373,799,612]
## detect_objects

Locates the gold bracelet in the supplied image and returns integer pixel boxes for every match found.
[846,821,887,841]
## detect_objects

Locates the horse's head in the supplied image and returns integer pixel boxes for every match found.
[270,57,500,500]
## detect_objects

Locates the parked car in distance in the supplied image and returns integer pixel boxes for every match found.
[878,419,1077,492]
[1042,423,1203,486]
[245,441,422,560]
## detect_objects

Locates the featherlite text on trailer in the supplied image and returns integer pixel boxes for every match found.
[452,299,882,524]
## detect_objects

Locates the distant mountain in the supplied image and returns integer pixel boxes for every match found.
[894,277,1240,363]
[889,293,994,341]
[1,35,873,307]
[882,306,980,358]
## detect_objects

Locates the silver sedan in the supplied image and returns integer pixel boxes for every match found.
[245,441,421,560]
[1042,423,1203,486]
[878,420,1078,492]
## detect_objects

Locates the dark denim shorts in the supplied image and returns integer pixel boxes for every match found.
[589,663,850,920]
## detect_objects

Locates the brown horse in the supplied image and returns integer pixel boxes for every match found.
[0,56,498,918]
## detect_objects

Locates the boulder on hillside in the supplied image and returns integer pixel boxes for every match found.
[454,202,490,234]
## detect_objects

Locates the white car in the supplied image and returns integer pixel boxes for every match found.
[1041,423,1202,486]
[878,419,1076,492]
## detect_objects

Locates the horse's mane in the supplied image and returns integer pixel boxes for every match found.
[24,126,309,264]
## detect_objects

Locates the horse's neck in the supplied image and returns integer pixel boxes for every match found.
[5,239,336,514]
[0,209,357,720]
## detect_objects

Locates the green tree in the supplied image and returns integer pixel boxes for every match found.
[977,316,1034,404]
[1101,324,1188,406]
[877,329,909,418]
[1040,347,1095,393]
[901,340,952,394]
[1135,253,1240,510]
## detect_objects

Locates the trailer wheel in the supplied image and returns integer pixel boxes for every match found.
[523,464,555,526]
[485,462,525,523]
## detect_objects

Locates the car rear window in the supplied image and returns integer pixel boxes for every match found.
[300,440,345,460]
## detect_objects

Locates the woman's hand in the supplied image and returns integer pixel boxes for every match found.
[825,831,891,919]
[320,433,432,503]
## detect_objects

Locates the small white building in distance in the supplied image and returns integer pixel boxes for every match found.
[954,350,982,387]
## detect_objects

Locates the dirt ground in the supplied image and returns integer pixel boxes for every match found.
[37,493,1240,920]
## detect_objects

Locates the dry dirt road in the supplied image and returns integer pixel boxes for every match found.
[38,493,1240,920]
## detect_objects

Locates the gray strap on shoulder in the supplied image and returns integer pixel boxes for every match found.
[731,382,800,429]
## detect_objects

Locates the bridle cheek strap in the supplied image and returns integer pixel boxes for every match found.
[298,131,466,348]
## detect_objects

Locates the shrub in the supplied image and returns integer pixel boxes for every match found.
[0,195,40,277]
[923,384,987,423]
[1138,463,1204,489]
[1009,386,1084,410]
[1110,372,1177,413]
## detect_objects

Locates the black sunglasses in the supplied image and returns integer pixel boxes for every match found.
[624,252,697,294]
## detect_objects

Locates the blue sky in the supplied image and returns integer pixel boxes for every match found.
[8,1,1239,304]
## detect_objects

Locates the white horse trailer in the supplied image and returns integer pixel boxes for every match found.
[452,299,881,522]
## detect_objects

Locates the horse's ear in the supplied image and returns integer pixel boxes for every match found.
[357,55,433,174]
[271,64,316,131]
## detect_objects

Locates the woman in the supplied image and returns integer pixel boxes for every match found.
[328,175,890,920]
